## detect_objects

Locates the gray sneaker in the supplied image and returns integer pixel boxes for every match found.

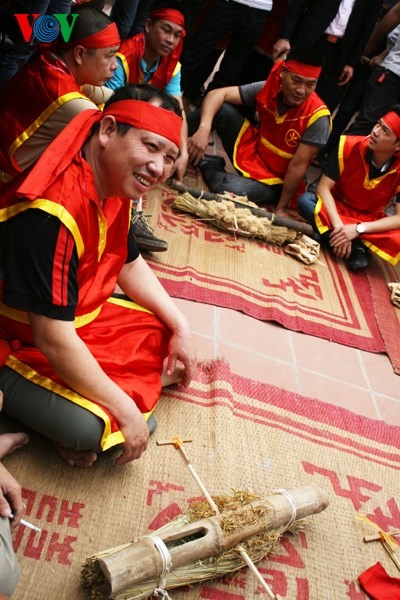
[131,210,168,253]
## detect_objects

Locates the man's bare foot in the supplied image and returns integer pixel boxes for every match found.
[53,443,98,468]
[0,432,29,460]
[161,364,185,387]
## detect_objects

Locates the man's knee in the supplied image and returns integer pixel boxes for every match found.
[0,367,103,452]
[297,192,318,223]
[0,517,20,597]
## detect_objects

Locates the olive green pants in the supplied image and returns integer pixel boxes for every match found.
[0,367,104,451]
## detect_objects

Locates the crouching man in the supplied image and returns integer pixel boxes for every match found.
[0,84,196,467]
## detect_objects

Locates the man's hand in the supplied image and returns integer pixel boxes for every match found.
[272,38,290,61]
[165,327,197,388]
[0,462,24,527]
[338,65,353,86]
[188,126,211,166]
[172,151,189,182]
[115,408,150,465]
[329,224,358,258]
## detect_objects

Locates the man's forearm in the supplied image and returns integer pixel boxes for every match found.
[275,162,308,211]
[118,256,190,335]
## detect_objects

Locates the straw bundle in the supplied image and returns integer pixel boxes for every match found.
[172,192,298,246]
[81,485,329,600]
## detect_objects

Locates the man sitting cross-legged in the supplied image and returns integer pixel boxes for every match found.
[187,46,331,216]
[0,84,197,468]
[297,108,400,271]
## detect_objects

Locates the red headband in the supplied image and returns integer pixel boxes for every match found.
[60,22,120,50]
[104,100,182,148]
[149,8,186,31]
[382,111,400,139]
[284,59,321,79]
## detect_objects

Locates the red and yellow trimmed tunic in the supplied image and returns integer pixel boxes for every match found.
[0,141,170,451]
[0,52,88,184]
[233,60,330,189]
[116,32,180,89]
[315,135,400,265]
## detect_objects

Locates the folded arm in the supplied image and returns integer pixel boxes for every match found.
[188,86,242,166]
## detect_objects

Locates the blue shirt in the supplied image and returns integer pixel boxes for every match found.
[105,56,182,96]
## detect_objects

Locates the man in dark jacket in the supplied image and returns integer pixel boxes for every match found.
[272,0,384,111]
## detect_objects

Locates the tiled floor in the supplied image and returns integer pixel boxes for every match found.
[175,297,400,425]
[178,127,400,429]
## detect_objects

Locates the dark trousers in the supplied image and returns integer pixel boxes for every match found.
[111,0,151,39]
[187,102,282,205]
[181,0,269,97]
[346,66,400,136]
[313,36,348,112]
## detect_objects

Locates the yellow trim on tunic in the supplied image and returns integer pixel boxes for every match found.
[260,135,294,159]
[5,355,124,450]
[172,61,181,77]
[338,136,347,175]
[0,198,85,258]
[107,296,154,314]
[308,107,332,129]
[9,91,88,161]
[314,195,330,234]
[362,239,400,265]
[116,52,130,82]
[233,120,284,184]
[0,302,103,328]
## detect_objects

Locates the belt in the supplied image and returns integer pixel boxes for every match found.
[325,34,341,44]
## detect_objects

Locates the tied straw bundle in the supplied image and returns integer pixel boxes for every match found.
[172,191,298,246]
[81,484,329,600]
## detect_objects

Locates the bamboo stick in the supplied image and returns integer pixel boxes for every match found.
[94,484,329,597]
[169,179,314,236]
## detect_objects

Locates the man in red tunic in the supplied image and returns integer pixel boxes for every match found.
[0,85,197,467]
[187,46,331,214]
[0,5,120,186]
[297,108,400,270]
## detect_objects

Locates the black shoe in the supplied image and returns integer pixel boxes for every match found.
[132,211,168,253]
[346,241,371,271]
[199,154,226,171]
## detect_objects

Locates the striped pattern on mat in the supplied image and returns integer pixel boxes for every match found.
[144,184,385,354]
[4,361,400,599]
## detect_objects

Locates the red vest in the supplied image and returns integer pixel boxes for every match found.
[0,52,87,182]
[117,32,179,89]
[233,60,330,185]
[316,136,400,264]
[0,145,169,449]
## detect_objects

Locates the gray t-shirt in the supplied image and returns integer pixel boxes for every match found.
[239,81,331,148]
[382,28,400,78]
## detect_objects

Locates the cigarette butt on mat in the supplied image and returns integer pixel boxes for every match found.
[9,514,42,533]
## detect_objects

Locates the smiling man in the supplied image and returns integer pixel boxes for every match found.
[0,84,197,469]
[297,108,400,271]
[0,4,120,186]
[187,46,331,214]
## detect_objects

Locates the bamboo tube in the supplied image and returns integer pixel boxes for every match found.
[92,484,329,598]
[169,180,314,236]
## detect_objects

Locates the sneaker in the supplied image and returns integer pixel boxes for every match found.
[132,210,168,253]
[346,241,371,271]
